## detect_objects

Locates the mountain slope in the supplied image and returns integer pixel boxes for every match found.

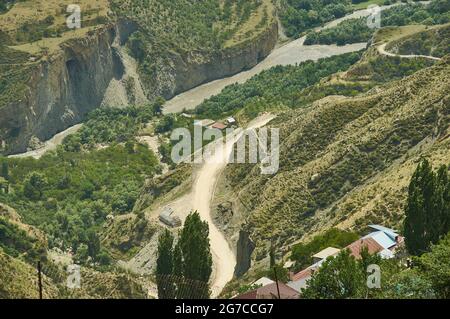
[220,53,449,267]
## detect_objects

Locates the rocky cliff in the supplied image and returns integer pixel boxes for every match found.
[0,24,122,154]
[0,20,278,155]
[168,22,279,97]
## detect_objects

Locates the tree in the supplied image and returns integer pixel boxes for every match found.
[415,232,450,298]
[178,211,212,299]
[152,97,165,116]
[1,160,9,180]
[302,249,365,299]
[23,172,47,200]
[156,229,176,299]
[86,229,100,260]
[173,241,186,299]
[404,159,449,255]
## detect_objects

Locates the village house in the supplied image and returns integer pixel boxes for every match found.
[286,225,404,293]
[211,122,227,130]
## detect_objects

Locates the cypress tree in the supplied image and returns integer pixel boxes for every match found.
[404,159,449,255]
[173,241,186,299]
[434,165,449,240]
[156,229,175,299]
[179,211,212,299]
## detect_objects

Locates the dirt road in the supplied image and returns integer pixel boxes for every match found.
[377,43,442,61]
[192,114,275,297]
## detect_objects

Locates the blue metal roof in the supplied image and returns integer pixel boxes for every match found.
[364,231,397,250]
[368,225,398,240]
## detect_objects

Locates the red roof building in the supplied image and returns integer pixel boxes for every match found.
[211,122,227,130]
[234,281,299,299]
[346,237,384,259]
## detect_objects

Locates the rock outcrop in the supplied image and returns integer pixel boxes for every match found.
[0,24,122,154]
[0,20,278,155]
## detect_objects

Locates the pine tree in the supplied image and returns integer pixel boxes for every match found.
[179,211,212,299]
[156,229,176,299]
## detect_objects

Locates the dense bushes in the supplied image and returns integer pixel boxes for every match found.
[305,18,373,45]
[290,228,359,270]
[280,0,352,37]
[0,143,160,264]
[0,217,43,262]
[63,104,159,149]
[305,0,450,46]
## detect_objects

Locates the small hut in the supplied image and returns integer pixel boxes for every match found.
[159,207,181,228]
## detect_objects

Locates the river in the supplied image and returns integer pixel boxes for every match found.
[162,5,401,114]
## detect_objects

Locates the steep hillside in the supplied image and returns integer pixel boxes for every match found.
[111,0,278,99]
[386,23,450,58]
[217,51,449,273]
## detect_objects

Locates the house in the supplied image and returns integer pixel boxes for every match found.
[287,225,403,293]
[159,207,181,228]
[312,247,341,264]
[348,225,404,259]
[253,277,274,287]
[283,260,295,269]
[181,113,193,118]
[194,119,215,128]
[234,281,299,299]
[211,122,227,130]
[226,117,237,126]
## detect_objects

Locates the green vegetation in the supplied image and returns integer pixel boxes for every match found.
[305,0,450,46]
[0,45,34,110]
[404,159,449,256]
[0,0,17,13]
[302,232,450,299]
[194,52,363,120]
[156,229,175,299]
[290,228,359,271]
[156,211,212,299]
[280,0,352,37]
[346,54,435,82]
[62,105,158,150]
[0,142,160,264]
[387,23,450,58]
[302,248,381,299]
[305,18,373,45]
[0,217,44,262]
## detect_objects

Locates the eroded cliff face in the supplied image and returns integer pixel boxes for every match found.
[0,20,278,155]
[142,22,279,100]
[0,25,122,154]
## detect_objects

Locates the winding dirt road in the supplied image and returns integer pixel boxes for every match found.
[377,43,442,61]
[193,114,275,297]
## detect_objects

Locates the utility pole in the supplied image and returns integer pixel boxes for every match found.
[37,261,43,300]
[273,267,281,299]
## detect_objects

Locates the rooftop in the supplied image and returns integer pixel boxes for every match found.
[346,237,384,259]
[234,281,299,299]
[211,122,227,130]
[312,247,341,260]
